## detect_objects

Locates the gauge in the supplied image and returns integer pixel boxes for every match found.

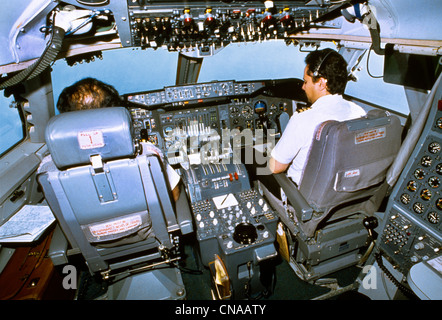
[400,193,411,205]
[437,117,442,129]
[437,198,442,211]
[436,163,442,175]
[428,212,440,224]
[270,103,278,111]
[413,202,425,214]
[421,155,432,167]
[420,189,432,201]
[406,180,417,192]
[254,100,267,114]
[230,106,239,115]
[241,105,253,119]
[163,126,173,136]
[147,134,158,145]
[414,168,425,180]
[428,142,441,154]
[428,176,440,188]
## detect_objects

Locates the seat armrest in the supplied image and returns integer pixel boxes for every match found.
[48,224,69,266]
[273,173,313,222]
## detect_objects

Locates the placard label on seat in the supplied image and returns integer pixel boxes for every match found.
[355,127,386,144]
[78,130,105,149]
[89,215,142,237]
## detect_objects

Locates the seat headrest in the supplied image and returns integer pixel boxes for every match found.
[45,107,134,169]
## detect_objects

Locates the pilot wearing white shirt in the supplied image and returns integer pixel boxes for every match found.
[269,49,366,185]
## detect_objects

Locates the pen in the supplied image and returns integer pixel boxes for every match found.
[221,194,229,205]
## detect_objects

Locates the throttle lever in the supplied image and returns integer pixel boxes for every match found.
[363,216,378,240]
[358,216,379,266]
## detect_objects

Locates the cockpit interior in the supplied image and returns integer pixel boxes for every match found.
[0,0,441,305]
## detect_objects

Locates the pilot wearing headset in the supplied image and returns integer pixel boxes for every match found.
[269,48,366,185]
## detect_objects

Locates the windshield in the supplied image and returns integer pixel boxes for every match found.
[0,94,25,157]
[51,41,409,115]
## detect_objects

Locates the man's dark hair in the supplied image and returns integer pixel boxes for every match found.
[305,49,349,95]
[57,78,121,113]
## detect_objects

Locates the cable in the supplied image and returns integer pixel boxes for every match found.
[0,26,65,90]
[374,252,417,299]
[366,46,383,79]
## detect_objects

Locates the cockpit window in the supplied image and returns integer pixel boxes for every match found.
[0,93,25,157]
[346,49,409,116]
[198,41,309,82]
[51,41,409,116]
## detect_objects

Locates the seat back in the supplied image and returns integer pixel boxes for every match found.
[38,107,179,274]
[298,110,402,235]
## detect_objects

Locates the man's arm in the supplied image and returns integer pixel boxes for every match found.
[269,157,290,174]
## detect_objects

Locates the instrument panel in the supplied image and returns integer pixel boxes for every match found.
[127,80,265,107]
[378,107,442,274]
[126,1,335,51]
[126,80,298,162]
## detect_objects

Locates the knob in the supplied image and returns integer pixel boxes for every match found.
[233,222,258,244]
[363,216,379,239]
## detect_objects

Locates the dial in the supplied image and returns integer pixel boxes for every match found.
[436,164,442,175]
[420,189,432,201]
[437,117,442,129]
[254,100,267,114]
[428,142,441,154]
[230,106,239,116]
[414,168,425,180]
[413,202,425,214]
[241,105,253,119]
[421,155,432,167]
[428,176,440,188]
[400,193,411,204]
[437,198,442,211]
[406,180,417,192]
[163,126,173,136]
[428,211,440,224]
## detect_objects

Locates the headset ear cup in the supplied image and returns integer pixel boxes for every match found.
[313,50,333,79]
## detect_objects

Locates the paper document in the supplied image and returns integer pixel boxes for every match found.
[212,193,238,210]
[0,205,55,243]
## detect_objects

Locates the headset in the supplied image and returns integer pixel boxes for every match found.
[312,50,334,78]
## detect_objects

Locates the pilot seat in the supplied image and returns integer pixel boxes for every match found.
[268,110,402,282]
[37,107,193,299]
